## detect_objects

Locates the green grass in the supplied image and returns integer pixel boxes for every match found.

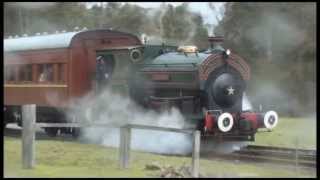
[252,117,316,149]
[4,135,316,178]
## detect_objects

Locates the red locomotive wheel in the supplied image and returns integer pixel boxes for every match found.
[217,112,234,132]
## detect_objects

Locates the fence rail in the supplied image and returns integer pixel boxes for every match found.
[35,123,117,128]
[21,104,201,177]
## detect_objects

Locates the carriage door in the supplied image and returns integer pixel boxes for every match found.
[95,53,115,91]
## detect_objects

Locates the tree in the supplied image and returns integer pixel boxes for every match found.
[109,3,147,35]
[215,2,316,116]
[159,3,209,47]
[4,2,210,48]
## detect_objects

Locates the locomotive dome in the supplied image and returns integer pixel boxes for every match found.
[177,45,198,53]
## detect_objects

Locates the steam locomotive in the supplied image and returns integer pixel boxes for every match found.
[4,29,278,140]
[130,36,278,141]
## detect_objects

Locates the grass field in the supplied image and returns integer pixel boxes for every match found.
[4,117,316,178]
[252,117,316,149]
[4,137,316,178]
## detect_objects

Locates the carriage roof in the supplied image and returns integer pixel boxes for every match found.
[4,31,79,52]
[4,29,142,52]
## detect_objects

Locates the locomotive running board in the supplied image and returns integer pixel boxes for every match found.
[149,96,195,101]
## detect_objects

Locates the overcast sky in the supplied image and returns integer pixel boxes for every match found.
[86,2,225,25]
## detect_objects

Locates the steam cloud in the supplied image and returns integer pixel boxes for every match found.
[242,92,253,111]
[67,89,193,155]
[242,8,316,117]
[202,140,248,154]
[207,2,225,36]
[247,12,306,61]
[248,81,316,117]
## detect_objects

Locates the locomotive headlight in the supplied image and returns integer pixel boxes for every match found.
[226,49,231,56]
[217,112,234,132]
[263,110,278,130]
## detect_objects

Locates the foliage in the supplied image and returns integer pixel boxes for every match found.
[160,3,208,49]
[4,2,208,48]
[4,2,88,35]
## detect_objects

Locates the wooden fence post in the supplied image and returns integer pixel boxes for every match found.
[22,104,36,169]
[192,130,200,177]
[119,126,131,169]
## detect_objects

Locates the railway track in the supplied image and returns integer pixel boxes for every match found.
[202,145,316,169]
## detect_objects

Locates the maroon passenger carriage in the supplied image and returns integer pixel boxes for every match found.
[4,28,144,137]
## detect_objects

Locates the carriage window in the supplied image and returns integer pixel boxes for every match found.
[14,66,19,82]
[5,65,15,82]
[25,65,32,82]
[38,64,53,82]
[19,65,32,82]
[58,63,66,83]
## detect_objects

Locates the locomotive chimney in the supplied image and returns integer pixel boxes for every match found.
[208,36,225,52]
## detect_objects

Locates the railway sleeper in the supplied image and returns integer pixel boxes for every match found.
[211,153,316,168]
[233,150,315,161]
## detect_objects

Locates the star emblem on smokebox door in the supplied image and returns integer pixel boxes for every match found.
[227,86,235,95]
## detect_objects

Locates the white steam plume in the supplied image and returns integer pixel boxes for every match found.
[242,92,253,111]
[247,12,306,62]
[202,140,248,154]
[207,2,226,36]
[67,88,193,155]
